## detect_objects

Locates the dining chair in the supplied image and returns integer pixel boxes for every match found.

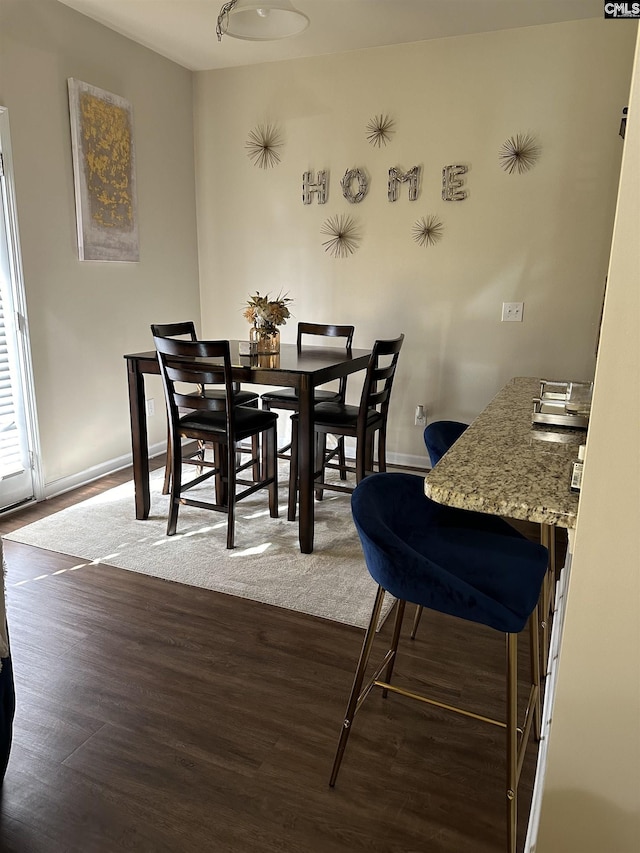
[153,334,278,549]
[261,322,355,474]
[151,322,260,494]
[330,472,547,853]
[287,334,404,520]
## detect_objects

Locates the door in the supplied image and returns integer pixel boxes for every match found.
[0,107,40,510]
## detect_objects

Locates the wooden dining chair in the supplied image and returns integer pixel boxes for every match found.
[261,322,355,474]
[153,334,278,549]
[287,334,404,520]
[151,322,260,494]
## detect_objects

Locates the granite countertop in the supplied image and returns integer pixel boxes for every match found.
[424,377,583,528]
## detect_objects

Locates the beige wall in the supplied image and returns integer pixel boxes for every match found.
[0,0,201,490]
[1,3,639,845]
[536,31,640,853]
[194,18,636,466]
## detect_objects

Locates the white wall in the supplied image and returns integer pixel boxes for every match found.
[535,31,640,853]
[194,19,635,465]
[0,0,201,490]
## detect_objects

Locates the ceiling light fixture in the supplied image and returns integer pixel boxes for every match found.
[217,0,309,42]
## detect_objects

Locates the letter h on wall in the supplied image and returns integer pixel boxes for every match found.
[302,170,328,204]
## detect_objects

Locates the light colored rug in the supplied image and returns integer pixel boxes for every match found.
[3,465,395,629]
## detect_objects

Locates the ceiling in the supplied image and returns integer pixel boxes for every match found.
[55,0,604,72]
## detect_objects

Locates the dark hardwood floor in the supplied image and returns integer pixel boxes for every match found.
[0,463,557,852]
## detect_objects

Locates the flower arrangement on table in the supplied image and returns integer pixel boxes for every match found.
[243,291,293,354]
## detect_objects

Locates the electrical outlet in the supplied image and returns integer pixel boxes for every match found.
[415,404,426,427]
[502,301,524,322]
[145,398,155,417]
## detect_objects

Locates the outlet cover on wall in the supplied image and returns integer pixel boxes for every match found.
[502,302,524,322]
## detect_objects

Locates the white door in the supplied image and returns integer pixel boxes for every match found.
[0,107,40,511]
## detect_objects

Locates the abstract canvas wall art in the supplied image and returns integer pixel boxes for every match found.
[67,79,139,261]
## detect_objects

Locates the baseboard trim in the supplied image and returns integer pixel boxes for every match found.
[41,441,167,501]
[36,446,427,503]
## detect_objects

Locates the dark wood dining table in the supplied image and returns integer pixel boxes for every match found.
[124,340,372,553]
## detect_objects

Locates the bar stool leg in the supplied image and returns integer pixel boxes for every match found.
[410,604,423,640]
[506,633,518,853]
[329,586,387,788]
[381,599,405,696]
[530,605,542,741]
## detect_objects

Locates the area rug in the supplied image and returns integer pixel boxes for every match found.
[3,465,395,629]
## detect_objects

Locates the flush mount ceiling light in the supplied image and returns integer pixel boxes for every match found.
[217,0,310,42]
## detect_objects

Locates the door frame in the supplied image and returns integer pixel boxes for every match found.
[0,106,43,505]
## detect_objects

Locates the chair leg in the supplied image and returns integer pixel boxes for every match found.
[288,417,298,521]
[226,444,236,550]
[265,425,278,518]
[529,605,542,741]
[248,395,261,481]
[162,427,172,496]
[539,523,556,677]
[337,437,347,480]
[315,433,327,501]
[329,585,388,788]
[356,432,369,482]
[214,443,228,506]
[377,426,387,472]
[506,633,518,853]
[381,599,405,697]
[166,434,182,536]
[410,604,423,640]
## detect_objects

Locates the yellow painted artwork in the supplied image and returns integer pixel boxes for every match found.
[68,79,139,261]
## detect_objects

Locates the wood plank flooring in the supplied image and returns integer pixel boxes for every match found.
[0,463,560,852]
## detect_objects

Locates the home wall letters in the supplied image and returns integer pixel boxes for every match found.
[302,163,468,204]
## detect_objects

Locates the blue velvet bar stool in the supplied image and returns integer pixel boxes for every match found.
[423,419,468,467]
[424,419,556,673]
[329,473,548,853]
[412,419,469,637]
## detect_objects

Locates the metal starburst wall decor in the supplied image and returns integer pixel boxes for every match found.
[365,114,395,147]
[245,124,283,169]
[498,133,541,174]
[321,214,360,258]
[412,215,444,248]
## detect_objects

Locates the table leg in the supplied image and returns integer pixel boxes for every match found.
[127,360,151,520]
[297,377,314,553]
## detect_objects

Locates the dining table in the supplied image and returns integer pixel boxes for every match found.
[124,340,372,553]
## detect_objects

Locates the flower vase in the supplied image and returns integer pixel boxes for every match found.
[250,325,280,355]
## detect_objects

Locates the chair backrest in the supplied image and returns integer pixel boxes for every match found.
[351,472,547,634]
[296,322,354,351]
[357,334,404,432]
[152,335,236,436]
[423,420,468,468]
[150,321,197,341]
[151,322,243,394]
[297,322,355,400]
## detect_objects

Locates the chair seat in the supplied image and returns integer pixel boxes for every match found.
[187,388,259,409]
[261,387,341,406]
[352,473,548,634]
[310,401,382,430]
[180,406,277,442]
